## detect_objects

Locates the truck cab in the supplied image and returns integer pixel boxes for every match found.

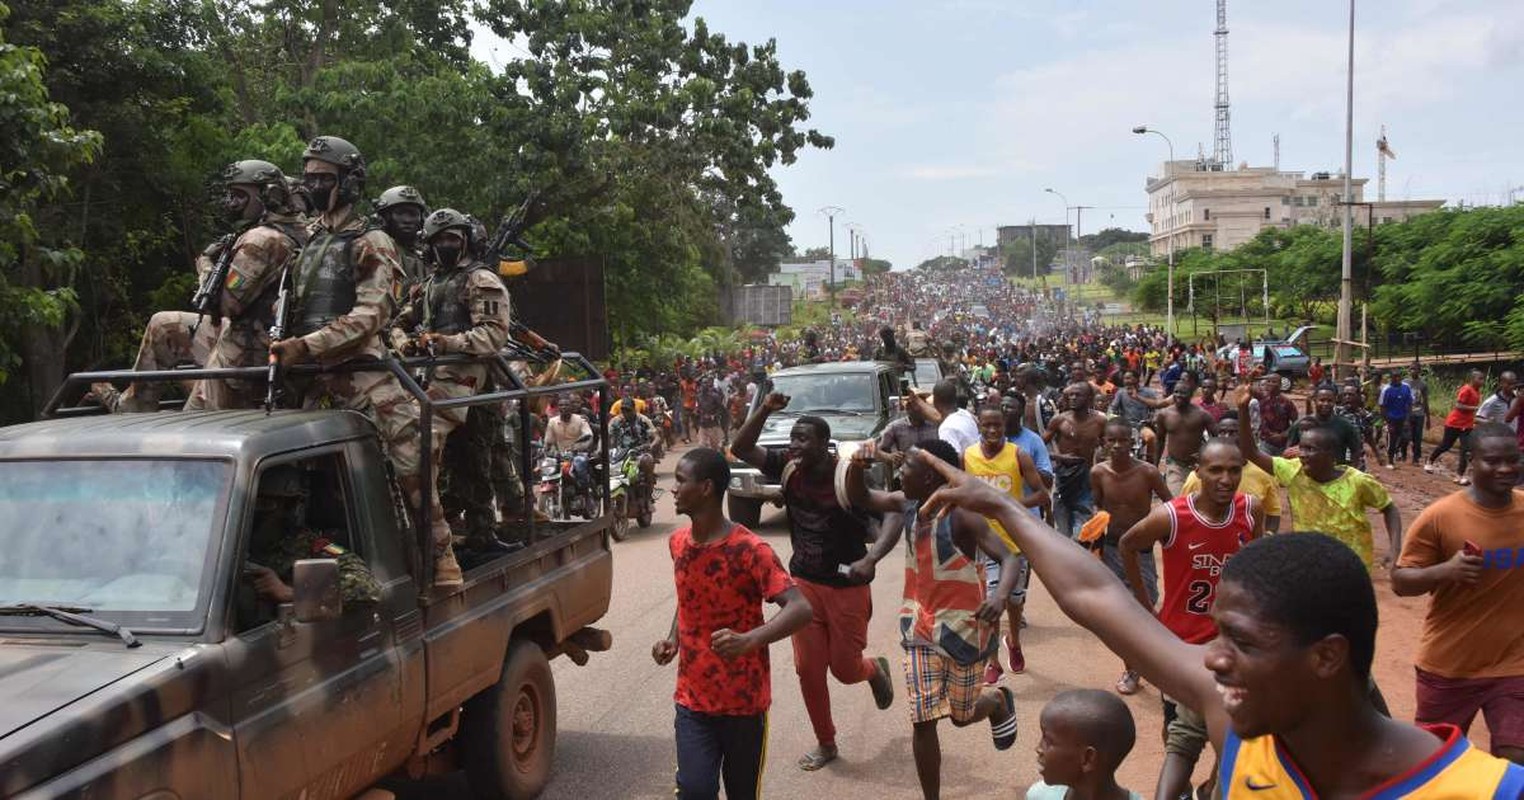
[725,361,902,527]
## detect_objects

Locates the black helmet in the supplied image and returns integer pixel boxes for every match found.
[302,135,367,207]
[374,185,427,214]
[423,208,473,243]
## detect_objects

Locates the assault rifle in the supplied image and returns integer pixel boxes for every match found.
[264,265,292,412]
[189,231,241,335]
[484,190,540,272]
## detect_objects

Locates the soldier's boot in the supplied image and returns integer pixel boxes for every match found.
[434,544,464,588]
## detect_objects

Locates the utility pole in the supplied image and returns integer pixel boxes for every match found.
[1336,0,1355,380]
[1074,205,1094,281]
[819,205,842,306]
[1133,125,1177,335]
[1030,218,1038,282]
[1044,188,1071,283]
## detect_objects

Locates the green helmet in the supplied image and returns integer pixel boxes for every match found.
[423,208,473,243]
[303,135,367,208]
[465,214,490,259]
[374,185,427,214]
[222,159,285,188]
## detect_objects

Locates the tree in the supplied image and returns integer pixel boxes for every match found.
[1079,227,1148,252]
[794,246,832,261]
[1000,235,1058,277]
[0,2,101,415]
[859,258,892,275]
[915,255,967,272]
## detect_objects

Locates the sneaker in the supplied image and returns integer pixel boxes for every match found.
[1457,477,1472,486]
[983,659,1004,685]
[1384,463,1395,470]
[1004,635,1026,675]
[1423,463,1435,474]
[868,656,894,709]
[433,545,464,587]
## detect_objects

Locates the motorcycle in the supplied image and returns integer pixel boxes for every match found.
[609,445,657,541]
[533,445,566,521]
[536,432,599,521]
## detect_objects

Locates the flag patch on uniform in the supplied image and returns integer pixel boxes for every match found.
[226,271,247,291]
[321,543,347,557]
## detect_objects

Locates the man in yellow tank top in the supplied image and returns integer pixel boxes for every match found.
[914,453,1524,799]
[963,408,1049,684]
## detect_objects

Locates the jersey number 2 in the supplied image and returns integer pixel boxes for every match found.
[1186,580,1214,615]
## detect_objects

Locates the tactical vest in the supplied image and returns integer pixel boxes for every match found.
[291,229,363,337]
[421,262,491,335]
[236,221,307,328]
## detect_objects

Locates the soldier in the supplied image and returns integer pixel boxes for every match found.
[241,465,380,625]
[88,307,219,412]
[268,135,462,587]
[394,208,513,554]
[373,185,429,292]
[183,159,308,410]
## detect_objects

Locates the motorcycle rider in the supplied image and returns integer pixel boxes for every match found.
[609,395,660,505]
[392,208,513,554]
[372,185,429,292]
[546,395,596,490]
[267,135,463,588]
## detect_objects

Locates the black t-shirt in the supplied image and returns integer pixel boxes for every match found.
[761,450,870,586]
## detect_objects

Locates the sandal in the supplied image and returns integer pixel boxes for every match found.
[868,656,894,710]
[990,686,1018,750]
[1116,670,1140,695]
[797,745,837,771]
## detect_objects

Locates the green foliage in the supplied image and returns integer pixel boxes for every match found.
[0,2,102,390]
[999,233,1058,277]
[916,255,969,272]
[859,258,892,275]
[1079,227,1148,251]
[0,0,830,419]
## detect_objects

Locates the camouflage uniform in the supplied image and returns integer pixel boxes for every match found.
[250,528,381,607]
[184,211,307,410]
[397,223,512,549]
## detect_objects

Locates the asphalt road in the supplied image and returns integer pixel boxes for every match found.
[400,442,1436,799]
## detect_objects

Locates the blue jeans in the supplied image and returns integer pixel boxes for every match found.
[674,704,767,800]
[1052,462,1094,539]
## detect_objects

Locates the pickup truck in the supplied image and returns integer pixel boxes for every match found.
[725,360,903,527]
[0,354,613,800]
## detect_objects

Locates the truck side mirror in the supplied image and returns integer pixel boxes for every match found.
[292,558,343,623]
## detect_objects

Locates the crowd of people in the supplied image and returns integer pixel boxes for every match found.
[649,265,1524,799]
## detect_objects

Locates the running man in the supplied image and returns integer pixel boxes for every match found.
[1395,423,1524,765]
[1090,419,1172,696]
[653,448,813,799]
[1155,384,1218,494]
[1044,382,1109,538]
[1120,438,1262,800]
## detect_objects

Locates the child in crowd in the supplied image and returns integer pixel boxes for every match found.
[1027,689,1143,800]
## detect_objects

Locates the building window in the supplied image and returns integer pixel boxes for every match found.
[1264,207,1271,220]
[1202,234,1214,250]
[1204,208,1211,220]
[1382,216,1395,224]
[1306,196,1317,207]
[1282,196,1291,205]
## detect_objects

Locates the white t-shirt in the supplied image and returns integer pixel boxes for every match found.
[546,414,593,451]
[938,408,981,460]
[1028,782,1141,800]
[1477,391,1516,430]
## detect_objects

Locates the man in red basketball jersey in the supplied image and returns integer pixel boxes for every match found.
[1120,437,1262,800]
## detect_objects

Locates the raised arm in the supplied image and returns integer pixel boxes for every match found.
[730,392,788,469]
[917,454,1219,722]
[1233,385,1276,475]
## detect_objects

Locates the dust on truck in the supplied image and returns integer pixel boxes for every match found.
[0,353,614,800]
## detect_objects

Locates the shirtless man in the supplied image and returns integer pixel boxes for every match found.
[1043,382,1109,538]
[1090,418,1172,696]
[1155,385,1218,494]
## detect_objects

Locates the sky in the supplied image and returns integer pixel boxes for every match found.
[474,0,1524,269]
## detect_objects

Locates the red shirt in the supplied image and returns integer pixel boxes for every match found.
[669,523,794,715]
[1445,385,1480,430]
[1159,493,1255,644]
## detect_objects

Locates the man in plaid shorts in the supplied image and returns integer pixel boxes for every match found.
[855,439,1020,799]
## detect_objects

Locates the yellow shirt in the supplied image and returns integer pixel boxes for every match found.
[962,442,1024,553]
[1220,723,1524,798]
[608,398,647,416]
[1180,461,1283,520]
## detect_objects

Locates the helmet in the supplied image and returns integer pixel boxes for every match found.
[222,159,285,188]
[465,214,490,259]
[374,185,427,214]
[302,135,367,207]
[257,465,307,498]
[220,159,290,217]
[423,208,473,243]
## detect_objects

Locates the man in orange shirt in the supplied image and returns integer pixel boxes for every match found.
[680,374,699,444]
[1426,369,1484,484]
[1395,422,1524,764]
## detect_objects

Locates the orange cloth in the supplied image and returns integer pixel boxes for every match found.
[1077,511,1111,560]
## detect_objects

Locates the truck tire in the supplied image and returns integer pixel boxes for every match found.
[728,494,762,528]
[461,639,558,800]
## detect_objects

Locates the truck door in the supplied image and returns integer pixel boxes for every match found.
[225,450,404,799]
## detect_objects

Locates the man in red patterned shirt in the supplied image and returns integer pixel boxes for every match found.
[653,448,812,800]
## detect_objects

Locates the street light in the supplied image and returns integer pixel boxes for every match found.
[1044,188,1071,286]
[819,205,843,305]
[1133,125,1177,337]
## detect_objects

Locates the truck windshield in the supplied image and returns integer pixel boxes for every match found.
[770,374,876,413]
[0,459,228,630]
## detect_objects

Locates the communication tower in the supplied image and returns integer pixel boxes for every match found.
[1213,0,1233,169]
